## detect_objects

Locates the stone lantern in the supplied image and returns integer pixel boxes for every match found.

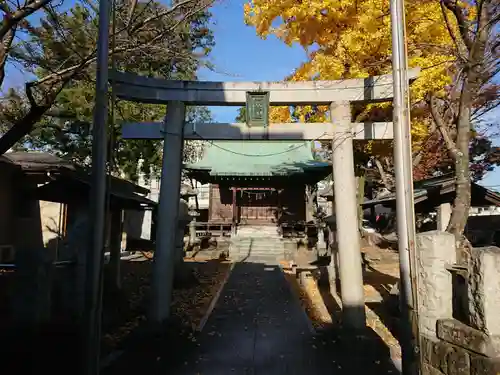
[174,184,198,264]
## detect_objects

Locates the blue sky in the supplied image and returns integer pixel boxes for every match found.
[198,0,308,122]
[3,0,499,187]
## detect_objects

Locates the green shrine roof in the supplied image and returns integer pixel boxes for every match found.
[185,141,330,177]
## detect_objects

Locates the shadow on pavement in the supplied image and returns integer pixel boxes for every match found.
[105,261,400,375]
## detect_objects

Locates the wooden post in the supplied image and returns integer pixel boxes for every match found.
[232,188,237,236]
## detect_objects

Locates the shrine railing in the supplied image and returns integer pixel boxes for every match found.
[279,221,319,238]
[190,221,232,238]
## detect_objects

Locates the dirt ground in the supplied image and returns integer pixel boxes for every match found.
[284,244,402,361]
[102,254,232,354]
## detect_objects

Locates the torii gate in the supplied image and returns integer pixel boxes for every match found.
[112,69,420,329]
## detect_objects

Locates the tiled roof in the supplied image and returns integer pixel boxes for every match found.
[185,141,330,176]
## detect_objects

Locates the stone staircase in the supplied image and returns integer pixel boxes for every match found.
[235,225,280,238]
[230,225,296,263]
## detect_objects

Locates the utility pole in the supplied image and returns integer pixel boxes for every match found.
[83,0,111,373]
[389,0,420,374]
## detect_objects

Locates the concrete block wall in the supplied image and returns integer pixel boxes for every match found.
[417,231,500,375]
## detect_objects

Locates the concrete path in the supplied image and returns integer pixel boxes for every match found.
[172,260,400,375]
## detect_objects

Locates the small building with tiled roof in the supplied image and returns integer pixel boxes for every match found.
[185,140,331,234]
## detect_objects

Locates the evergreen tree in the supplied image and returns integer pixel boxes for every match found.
[0,0,214,167]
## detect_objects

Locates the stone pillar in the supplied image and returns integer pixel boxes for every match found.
[468,247,500,341]
[416,231,456,338]
[317,228,326,251]
[189,219,197,245]
[149,101,185,323]
[175,199,190,266]
[330,101,366,329]
[437,203,452,231]
[328,243,340,296]
[174,225,185,267]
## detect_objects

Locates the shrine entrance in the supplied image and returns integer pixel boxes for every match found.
[238,188,278,225]
[113,67,419,328]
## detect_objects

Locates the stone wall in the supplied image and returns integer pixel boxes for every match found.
[421,319,500,375]
[417,231,500,375]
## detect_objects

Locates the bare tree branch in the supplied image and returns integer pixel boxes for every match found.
[440,1,467,59]
[0,27,16,84]
[374,157,393,190]
[0,0,53,38]
[442,0,474,51]
[126,0,139,27]
[430,94,459,159]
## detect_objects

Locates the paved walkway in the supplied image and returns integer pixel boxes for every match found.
[171,260,399,375]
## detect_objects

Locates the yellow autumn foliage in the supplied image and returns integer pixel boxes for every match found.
[244,0,461,154]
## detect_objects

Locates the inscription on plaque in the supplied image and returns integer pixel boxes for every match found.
[246,91,270,128]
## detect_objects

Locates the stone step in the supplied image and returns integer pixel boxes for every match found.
[231,247,284,252]
[230,247,284,252]
[231,243,285,247]
[229,246,285,251]
[230,255,282,264]
[232,238,283,242]
[231,242,290,247]
[231,254,289,262]
[230,248,284,254]
[237,225,278,234]
[231,242,286,247]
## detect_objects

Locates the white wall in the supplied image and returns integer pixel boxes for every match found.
[469,206,500,216]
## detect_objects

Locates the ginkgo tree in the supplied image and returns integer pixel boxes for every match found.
[244,0,499,246]
[243,0,456,140]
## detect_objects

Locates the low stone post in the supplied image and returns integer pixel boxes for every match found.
[108,209,122,291]
[468,247,500,345]
[416,231,456,338]
[175,199,191,265]
[437,203,452,232]
[324,216,340,296]
[317,225,326,252]
[189,218,197,245]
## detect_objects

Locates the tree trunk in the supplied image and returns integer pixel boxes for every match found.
[446,97,471,244]
[0,104,49,154]
[305,184,317,223]
[374,158,393,191]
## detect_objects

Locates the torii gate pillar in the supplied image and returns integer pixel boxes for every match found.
[331,102,366,329]
[149,101,185,323]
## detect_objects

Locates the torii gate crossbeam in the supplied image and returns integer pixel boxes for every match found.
[121,121,394,141]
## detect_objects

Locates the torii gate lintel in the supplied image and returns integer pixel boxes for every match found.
[110,68,420,105]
